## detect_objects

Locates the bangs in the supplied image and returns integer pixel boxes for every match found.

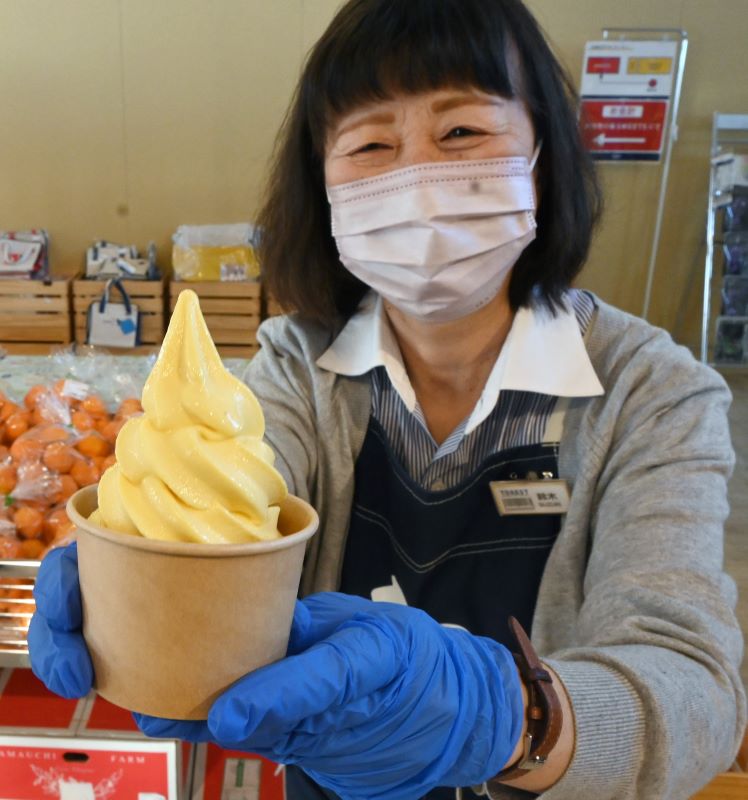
[303,0,517,153]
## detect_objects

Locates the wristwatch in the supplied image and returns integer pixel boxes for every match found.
[479,616,564,789]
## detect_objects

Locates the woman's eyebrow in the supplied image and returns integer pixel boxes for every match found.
[335,112,396,140]
[431,96,506,113]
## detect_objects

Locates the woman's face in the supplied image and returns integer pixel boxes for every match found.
[324,87,536,187]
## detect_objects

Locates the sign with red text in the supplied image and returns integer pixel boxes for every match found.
[580,40,678,161]
[0,735,179,800]
[580,99,669,158]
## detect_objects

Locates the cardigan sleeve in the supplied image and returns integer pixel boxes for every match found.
[532,320,745,800]
[242,316,321,501]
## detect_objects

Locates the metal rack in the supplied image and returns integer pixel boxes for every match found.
[701,112,748,365]
[0,559,39,667]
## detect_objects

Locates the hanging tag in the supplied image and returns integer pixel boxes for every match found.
[61,379,91,400]
[490,479,570,516]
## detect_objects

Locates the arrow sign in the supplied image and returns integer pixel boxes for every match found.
[581,98,668,160]
[593,133,647,146]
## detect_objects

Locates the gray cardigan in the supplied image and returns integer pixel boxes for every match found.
[244,296,746,800]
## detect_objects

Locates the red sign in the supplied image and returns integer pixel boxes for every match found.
[82,694,194,789]
[580,99,668,160]
[0,736,176,799]
[586,57,620,74]
[0,670,188,797]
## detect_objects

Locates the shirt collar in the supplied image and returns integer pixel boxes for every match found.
[316,291,604,434]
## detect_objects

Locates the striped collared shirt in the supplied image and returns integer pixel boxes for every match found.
[317,290,603,490]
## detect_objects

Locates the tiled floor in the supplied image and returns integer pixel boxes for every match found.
[724,372,748,689]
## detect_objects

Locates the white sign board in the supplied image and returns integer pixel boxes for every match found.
[580,40,678,161]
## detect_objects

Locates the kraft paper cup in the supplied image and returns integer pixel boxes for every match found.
[67,484,319,720]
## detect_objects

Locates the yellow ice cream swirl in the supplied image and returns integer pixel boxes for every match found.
[91,289,287,543]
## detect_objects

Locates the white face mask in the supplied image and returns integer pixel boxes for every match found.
[327,148,539,323]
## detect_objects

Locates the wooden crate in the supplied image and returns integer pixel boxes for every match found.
[0,279,72,354]
[73,278,165,356]
[262,285,288,318]
[691,772,748,799]
[169,281,261,358]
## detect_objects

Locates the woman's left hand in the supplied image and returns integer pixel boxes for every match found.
[135,592,524,799]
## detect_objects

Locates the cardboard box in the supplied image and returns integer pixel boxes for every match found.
[0,669,192,798]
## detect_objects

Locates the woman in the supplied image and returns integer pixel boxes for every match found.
[29,1,745,798]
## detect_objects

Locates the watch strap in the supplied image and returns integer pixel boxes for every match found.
[487,616,563,783]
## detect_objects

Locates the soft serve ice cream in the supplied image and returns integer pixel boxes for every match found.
[89,290,287,543]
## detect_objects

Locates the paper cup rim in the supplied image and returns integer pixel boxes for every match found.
[67,485,318,558]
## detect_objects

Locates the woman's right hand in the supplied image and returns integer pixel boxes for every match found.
[27,542,94,698]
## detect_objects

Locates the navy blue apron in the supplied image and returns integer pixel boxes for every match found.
[286,412,565,800]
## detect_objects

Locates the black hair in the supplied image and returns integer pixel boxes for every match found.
[258,0,602,324]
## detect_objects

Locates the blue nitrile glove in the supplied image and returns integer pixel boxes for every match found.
[135,592,524,800]
[27,542,94,699]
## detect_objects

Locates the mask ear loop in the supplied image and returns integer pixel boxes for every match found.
[529,141,543,172]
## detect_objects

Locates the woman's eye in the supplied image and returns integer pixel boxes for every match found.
[353,142,390,154]
[444,127,479,139]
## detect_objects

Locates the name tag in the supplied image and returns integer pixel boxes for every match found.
[490,480,571,516]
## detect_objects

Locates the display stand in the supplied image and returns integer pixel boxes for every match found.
[0,559,37,668]
[700,113,748,365]
[593,28,688,321]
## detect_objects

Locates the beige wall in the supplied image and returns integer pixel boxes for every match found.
[1,0,746,350]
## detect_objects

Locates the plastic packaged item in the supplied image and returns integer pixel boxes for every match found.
[714,316,748,363]
[724,188,748,233]
[172,223,260,281]
[723,235,748,275]
[0,230,49,280]
[721,275,748,316]
[50,344,150,406]
[0,373,143,562]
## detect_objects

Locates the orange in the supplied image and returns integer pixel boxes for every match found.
[19,538,45,559]
[43,442,75,474]
[51,474,78,505]
[36,425,70,443]
[43,508,72,544]
[71,410,95,432]
[4,412,29,441]
[9,437,44,463]
[80,395,108,417]
[117,398,143,418]
[23,384,48,410]
[100,418,125,444]
[0,464,17,495]
[70,459,100,488]
[14,506,44,539]
[0,537,21,559]
[75,434,111,459]
[0,402,20,423]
